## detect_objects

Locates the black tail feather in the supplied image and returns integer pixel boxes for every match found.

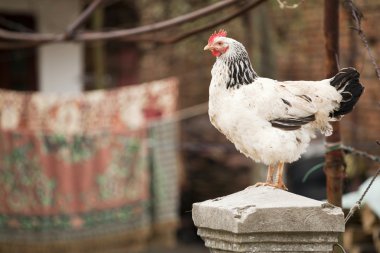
[329,67,364,118]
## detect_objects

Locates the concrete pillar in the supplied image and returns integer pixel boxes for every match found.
[36,0,83,94]
[192,186,345,253]
[0,0,83,93]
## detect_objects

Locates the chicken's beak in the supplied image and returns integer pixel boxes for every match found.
[204,44,211,51]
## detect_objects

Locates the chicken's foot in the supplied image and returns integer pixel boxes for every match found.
[254,164,276,187]
[274,162,288,191]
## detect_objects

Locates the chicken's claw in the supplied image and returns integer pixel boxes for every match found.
[253,182,277,188]
[253,182,288,191]
[274,182,288,191]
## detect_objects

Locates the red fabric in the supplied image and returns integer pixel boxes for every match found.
[0,78,178,234]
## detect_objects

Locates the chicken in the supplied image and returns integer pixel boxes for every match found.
[204,30,364,190]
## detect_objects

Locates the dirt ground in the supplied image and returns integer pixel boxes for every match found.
[143,244,209,253]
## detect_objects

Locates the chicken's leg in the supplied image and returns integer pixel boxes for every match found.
[274,162,288,190]
[254,164,276,187]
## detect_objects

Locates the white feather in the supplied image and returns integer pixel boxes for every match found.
[208,38,343,165]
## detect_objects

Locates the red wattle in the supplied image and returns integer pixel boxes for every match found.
[211,50,221,57]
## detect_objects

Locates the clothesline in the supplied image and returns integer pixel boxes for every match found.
[171,102,208,121]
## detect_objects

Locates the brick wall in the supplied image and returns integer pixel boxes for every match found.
[136,0,380,184]
[135,0,380,241]
[268,0,380,170]
[137,1,380,162]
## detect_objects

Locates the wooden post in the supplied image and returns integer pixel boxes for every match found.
[324,0,344,208]
[324,2,345,251]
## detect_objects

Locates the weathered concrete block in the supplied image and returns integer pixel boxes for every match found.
[192,186,344,252]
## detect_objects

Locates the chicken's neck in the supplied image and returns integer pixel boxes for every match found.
[215,54,258,90]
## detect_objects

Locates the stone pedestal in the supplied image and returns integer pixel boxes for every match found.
[192,186,345,253]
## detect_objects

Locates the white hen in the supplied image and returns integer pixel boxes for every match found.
[204,30,364,190]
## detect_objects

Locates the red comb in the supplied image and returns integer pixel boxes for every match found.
[208,29,227,44]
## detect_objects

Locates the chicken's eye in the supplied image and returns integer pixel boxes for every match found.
[217,42,223,45]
